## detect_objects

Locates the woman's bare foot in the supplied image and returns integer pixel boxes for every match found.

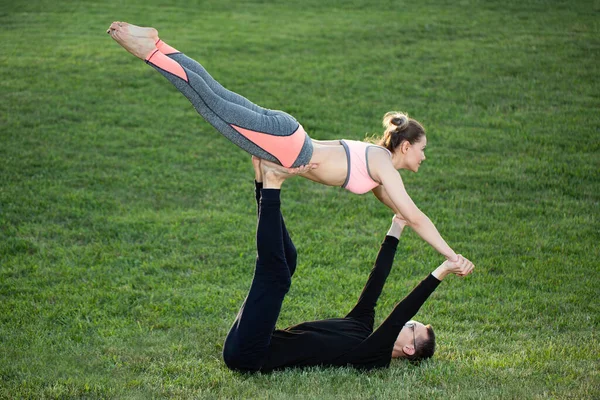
[107,22,158,40]
[106,21,158,60]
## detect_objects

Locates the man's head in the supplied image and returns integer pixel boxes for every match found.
[391,320,436,361]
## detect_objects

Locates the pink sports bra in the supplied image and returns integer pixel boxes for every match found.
[339,140,393,195]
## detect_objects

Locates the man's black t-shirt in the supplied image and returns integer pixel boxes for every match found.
[260,236,441,372]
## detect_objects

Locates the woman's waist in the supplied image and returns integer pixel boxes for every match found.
[306,145,348,186]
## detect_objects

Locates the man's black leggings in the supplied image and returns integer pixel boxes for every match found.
[222,187,296,372]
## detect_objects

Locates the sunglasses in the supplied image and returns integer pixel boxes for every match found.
[405,322,417,353]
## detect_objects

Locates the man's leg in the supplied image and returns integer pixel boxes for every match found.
[252,157,297,276]
[223,167,294,372]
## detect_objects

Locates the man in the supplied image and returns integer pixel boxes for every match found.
[223,159,474,373]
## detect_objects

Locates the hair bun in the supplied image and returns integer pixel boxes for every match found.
[391,116,407,127]
[383,111,409,129]
[378,111,426,150]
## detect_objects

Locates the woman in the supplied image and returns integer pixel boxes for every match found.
[107,22,465,263]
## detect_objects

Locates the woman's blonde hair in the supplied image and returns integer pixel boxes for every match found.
[375,111,426,152]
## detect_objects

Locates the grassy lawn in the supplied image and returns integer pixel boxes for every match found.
[1,0,598,398]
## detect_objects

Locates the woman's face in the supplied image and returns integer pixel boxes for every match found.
[404,136,427,172]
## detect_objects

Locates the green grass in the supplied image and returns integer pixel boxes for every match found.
[1,0,598,398]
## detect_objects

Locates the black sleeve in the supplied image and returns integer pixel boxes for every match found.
[341,274,441,370]
[344,236,399,329]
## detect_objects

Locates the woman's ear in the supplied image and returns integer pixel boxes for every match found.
[400,141,411,155]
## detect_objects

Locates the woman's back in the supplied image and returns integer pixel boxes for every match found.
[303,140,392,193]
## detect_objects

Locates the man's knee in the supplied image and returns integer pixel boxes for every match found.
[278,273,292,293]
[286,244,298,274]
[223,346,261,373]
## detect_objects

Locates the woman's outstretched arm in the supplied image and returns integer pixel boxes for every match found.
[370,156,458,262]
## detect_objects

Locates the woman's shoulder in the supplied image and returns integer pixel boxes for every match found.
[312,139,343,146]
[366,143,392,158]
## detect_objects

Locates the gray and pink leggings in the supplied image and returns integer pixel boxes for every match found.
[144,40,313,168]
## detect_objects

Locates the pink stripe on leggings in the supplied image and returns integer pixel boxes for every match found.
[156,39,179,55]
[145,49,188,82]
[230,124,306,168]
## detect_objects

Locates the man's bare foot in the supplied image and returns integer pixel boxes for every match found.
[106,21,158,60]
[252,156,263,183]
[261,160,291,189]
[261,159,318,188]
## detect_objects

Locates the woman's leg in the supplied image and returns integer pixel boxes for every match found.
[223,189,292,372]
[107,22,313,168]
[156,39,276,116]
[144,50,312,167]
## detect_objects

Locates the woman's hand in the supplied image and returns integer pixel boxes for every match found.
[443,255,475,277]
[260,159,318,176]
[432,255,475,280]
[287,163,319,175]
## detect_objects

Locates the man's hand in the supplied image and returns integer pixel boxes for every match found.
[387,214,408,238]
[393,214,408,229]
[432,255,475,280]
